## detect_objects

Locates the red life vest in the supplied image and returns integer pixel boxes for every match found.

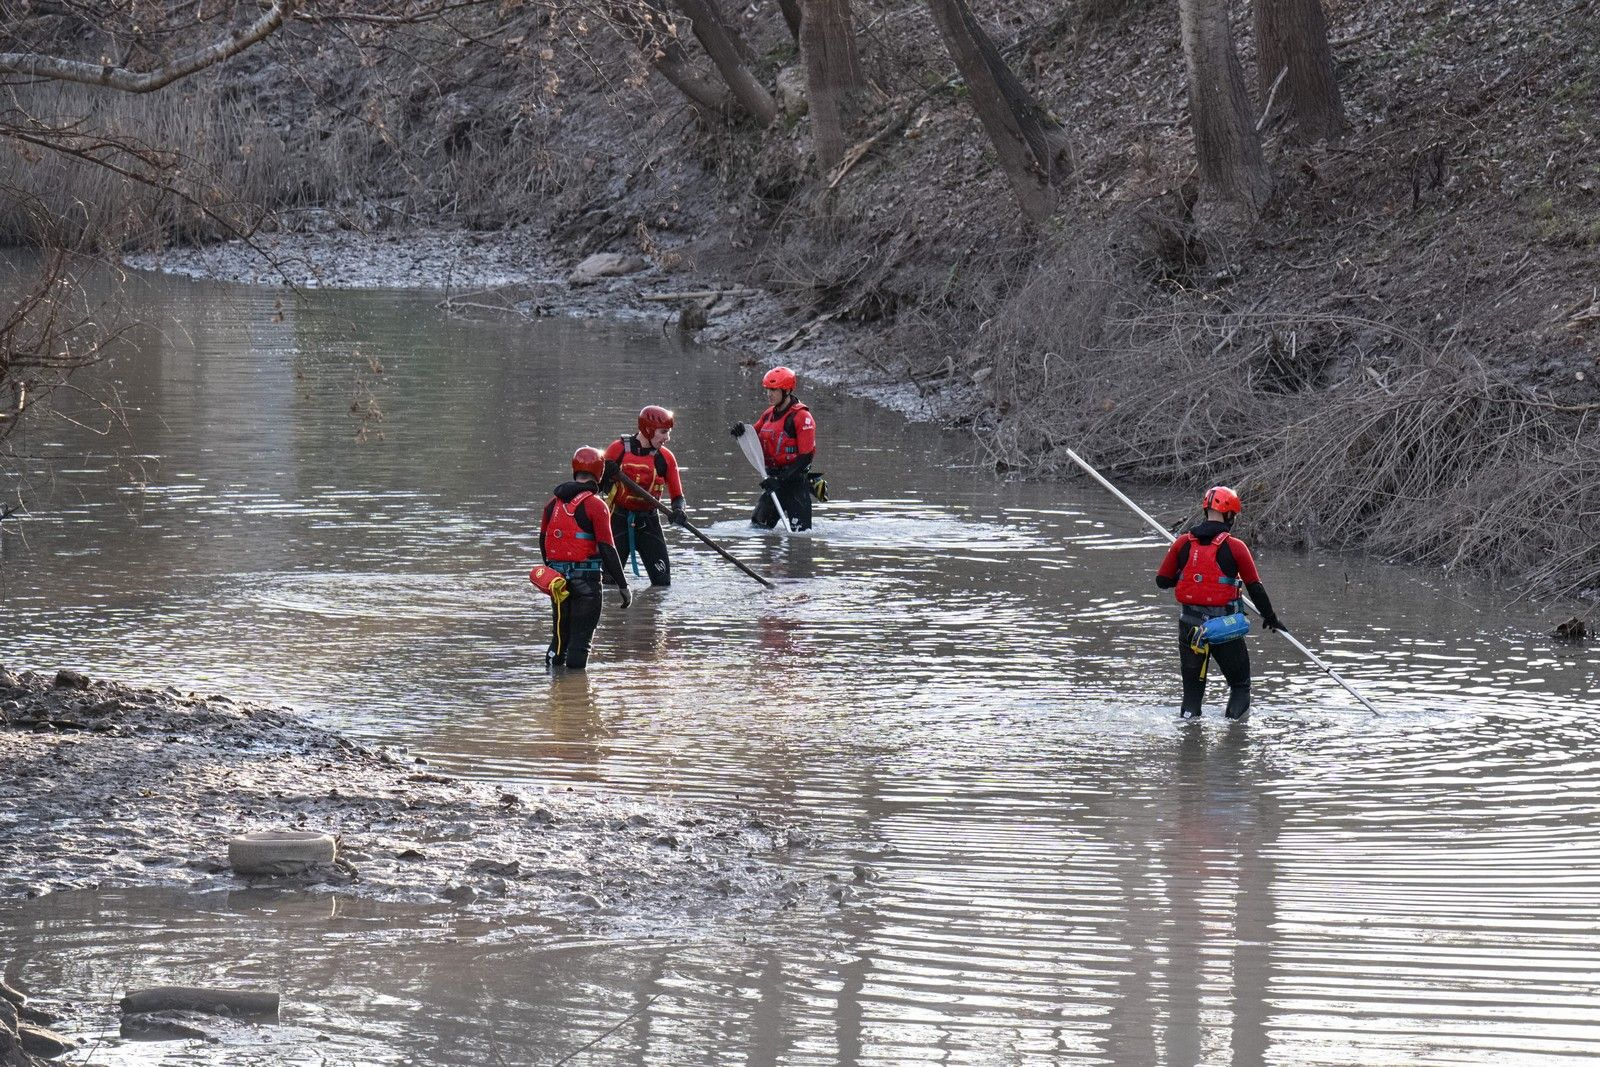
[754,402,814,469]
[543,491,601,563]
[608,436,670,512]
[1174,532,1244,607]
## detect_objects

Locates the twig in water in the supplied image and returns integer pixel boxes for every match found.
[552,992,665,1065]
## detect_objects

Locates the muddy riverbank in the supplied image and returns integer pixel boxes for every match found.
[0,665,826,920]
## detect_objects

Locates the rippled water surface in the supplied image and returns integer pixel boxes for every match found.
[3,268,1599,1065]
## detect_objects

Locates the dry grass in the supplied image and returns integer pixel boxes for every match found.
[960,219,1600,599]
[0,78,315,249]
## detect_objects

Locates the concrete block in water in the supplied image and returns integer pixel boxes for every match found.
[119,986,280,1019]
[228,831,337,876]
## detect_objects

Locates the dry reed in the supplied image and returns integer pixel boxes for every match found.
[963,220,1600,599]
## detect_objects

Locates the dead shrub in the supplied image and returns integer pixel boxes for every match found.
[961,218,1600,598]
[0,78,310,250]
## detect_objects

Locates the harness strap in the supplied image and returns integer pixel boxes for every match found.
[551,596,565,657]
[626,518,640,577]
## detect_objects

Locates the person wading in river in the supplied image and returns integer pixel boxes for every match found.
[540,447,631,669]
[730,366,817,531]
[1155,486,1286,721]
[601,405,687,587]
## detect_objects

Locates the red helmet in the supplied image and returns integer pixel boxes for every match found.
[762,366,797,391]
[1202,485,1242,515]
[638,405,675,434]
[571,446,605,480]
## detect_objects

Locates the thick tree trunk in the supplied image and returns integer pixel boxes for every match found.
[1179,0,1272,231]
[674,0,779,124]
[779,0,803,41]
[1253,0,1343,142]
[800,0,863,168]
[924,0,1073,224]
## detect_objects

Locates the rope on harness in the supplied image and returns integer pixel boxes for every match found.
[626,516,641,577]
[1189,624,1211,683]
[551,596,565,658]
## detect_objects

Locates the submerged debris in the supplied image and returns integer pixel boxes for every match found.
[1553,617,1588,641]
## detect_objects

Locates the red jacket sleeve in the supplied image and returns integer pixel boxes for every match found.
[792,407,816,455]
[661,447,684,499]
[1156,536,1189,582]
[1228,538,1261,584]
[583,496,617,547]
[602,439,625,463]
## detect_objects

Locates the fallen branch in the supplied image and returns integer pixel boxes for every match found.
[436,298,538,319]
[640,288,759,301]
[774,310,840,352]
[1256,65,1289,132]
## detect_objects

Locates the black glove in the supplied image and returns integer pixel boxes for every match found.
[760,476,780,492]
[1261,613,1286,633]
[619,586,633,610]
[670,504,688,527]
[729,422,746,438]
[600,459,621,489]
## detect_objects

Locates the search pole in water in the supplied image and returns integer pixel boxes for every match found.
[612,469,774,589]
[1061,447,1382,717]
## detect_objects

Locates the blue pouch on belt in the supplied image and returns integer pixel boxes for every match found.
[1199,612,1251,645]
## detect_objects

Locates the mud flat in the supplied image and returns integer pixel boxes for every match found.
[0,665,821,921]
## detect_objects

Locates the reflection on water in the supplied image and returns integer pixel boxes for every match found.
[2,271,1599,1064]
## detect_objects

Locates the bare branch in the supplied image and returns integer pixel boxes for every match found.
[0,0,297,93]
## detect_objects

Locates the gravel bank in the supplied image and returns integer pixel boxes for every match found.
[0,665,823,923]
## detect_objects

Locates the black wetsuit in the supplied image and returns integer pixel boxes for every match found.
[751,457,813,532]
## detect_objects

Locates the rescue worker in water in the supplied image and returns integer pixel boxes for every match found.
[540,447,631,669]
[729,365,817,531]
[602,405,687,587]
[1155,486,1287,721]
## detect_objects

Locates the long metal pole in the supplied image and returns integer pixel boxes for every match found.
[613,470,774,589]
[1062,447,1382,717]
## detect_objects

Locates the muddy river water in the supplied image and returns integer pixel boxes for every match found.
[3,271,1600,1065]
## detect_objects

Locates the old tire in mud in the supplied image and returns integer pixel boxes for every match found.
[228,831,336,876]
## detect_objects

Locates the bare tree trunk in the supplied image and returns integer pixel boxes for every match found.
[1253,0,1343,142]
[616,0,736,114]
[924,0,1073,224]
[801,0,863,168]
[655,48,737,114]
[674,0,779,124]
[1179,0,1272,231]
[779,0,803,41]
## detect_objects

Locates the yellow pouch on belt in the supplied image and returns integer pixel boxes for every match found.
[528,565,570,606]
